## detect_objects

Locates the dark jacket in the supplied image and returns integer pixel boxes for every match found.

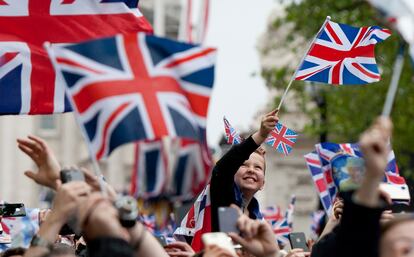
[210,136,263,232]
[87,237,134,257]
[311,193,385,257]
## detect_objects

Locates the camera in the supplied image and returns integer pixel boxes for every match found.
[114,196,138,228]
[60,168,85,183]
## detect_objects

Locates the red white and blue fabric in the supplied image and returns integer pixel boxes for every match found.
[261,205,282,223]
[223,116,243,145]
[171,138,213,201]
[307,142,405,212]
[304,151,334,213]
[130,140,169,199]
[0,0,152,115]
[173,184,211,251]
[48,33,216,160]
[269,195,296,246]
[265,123,298,155]
[295,20,391,85]
[139,214,157,234]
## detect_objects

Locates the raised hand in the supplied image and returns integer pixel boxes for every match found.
[17,135,61,190]
[164,241,195,257]
[228,206,279,257]
[359,117,392,180]
[253,109,279,145]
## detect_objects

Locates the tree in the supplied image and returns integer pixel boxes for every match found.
[259,0,414,177]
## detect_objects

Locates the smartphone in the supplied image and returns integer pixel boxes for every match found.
[379,183,410,202]
[289,232,309,251]
[218,207,239,233]
[0,203,26,217]
[201,232,236,255]
[60,168,85,183]
[155,235,167,247]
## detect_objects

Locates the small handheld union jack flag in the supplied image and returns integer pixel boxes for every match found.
[265,123,298,155]
[223,116,243,145]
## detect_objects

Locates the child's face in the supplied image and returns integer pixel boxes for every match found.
[234,152,265,194]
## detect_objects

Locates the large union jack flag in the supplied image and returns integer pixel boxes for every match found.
[0,0,152,115]
[265,123,298,155]
[47,33,216,160]
[295,20,391,85]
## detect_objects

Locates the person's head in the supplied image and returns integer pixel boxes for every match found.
[234,147,266,198]
[380,215,414,257]
[1,247,26,257]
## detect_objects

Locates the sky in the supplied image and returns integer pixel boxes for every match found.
[204,0,279,146]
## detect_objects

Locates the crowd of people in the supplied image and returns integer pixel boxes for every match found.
[0,110,411,257]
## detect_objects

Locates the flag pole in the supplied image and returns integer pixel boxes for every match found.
[277,16,331,111]
[44,42,108,196]
[381,43,405,117]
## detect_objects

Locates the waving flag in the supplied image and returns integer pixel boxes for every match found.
[295,20,391,85]
[268,195,296,246]
[304,151,334,213]
[0,0,152,115]
[174,184,211,251]
[48,33,216,160]
[265,123,297,155]
[305,142,408,213]
[261,206,282,223]
[130,140,169,199]
[223,116,243,145]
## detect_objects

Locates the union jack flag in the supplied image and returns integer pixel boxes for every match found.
[265,123,297,155]
[305,142,406,213]
[295,20,391,85]
[47,33,216,160]
[174,184,211,251]
[261,205,282,223]
[223,116,243,145]
[171,138,213,201]
[268,195,296,246]
[0,0,152,115]
[304,151,333,213]
[130,139,169,199]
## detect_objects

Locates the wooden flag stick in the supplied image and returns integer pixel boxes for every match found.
[382,43,405,117]
[277,16,331,111]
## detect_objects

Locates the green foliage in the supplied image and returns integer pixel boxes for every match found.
[262,0,414,176]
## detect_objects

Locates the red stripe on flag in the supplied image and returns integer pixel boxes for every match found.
[315,179,327,192]
[0,52,18,67]
[351,63,380,79]
[164,48,215,68]
[305,157,321,166]
[96,102,131,159]
[0,0,8,5]
[56,57,103,74]
[325,22,342,45]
